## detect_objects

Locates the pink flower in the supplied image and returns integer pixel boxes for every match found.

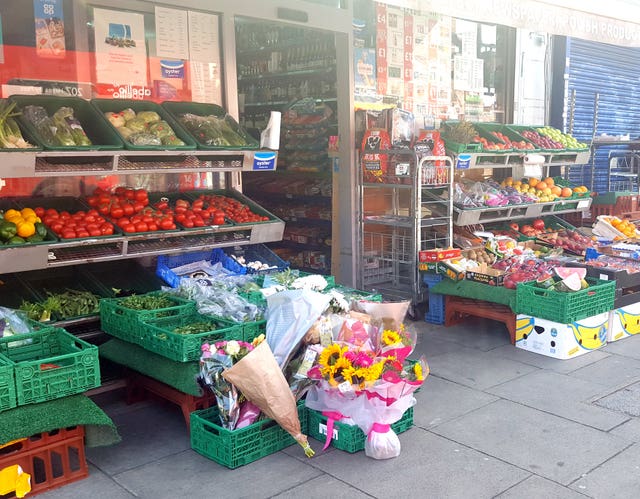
[382,370,401,383]
[353,352,373,367]
[344,350,357,362]
[201,343,210,352]
[307,365,322,380]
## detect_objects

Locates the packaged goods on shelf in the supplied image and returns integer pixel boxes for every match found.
[515,313,609,359]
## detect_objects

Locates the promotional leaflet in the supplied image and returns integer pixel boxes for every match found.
[33,0,66,58]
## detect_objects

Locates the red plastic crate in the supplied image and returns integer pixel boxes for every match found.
[0,426,88,497]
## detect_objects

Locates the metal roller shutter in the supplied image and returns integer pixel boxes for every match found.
[564,37,640,193]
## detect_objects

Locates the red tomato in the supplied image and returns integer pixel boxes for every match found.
[61,229,77,239]
[89,228,102,237]
[147,222,158,231]
[159,218,174,230]
[121,203,134,216]
[182,219,194,228]
[135,222,148,232]
[213,215,225,225]
[134,189,148,201]
[114,186,127,196]
[101,225,114,236]
[110,206,124,219]
[34,206,45,217]
[124,189,135,200]
[122,223,136,233]
[142,215,154,224]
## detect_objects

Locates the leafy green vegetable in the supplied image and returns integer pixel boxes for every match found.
[117,293,177,311]
[172,321,218,335]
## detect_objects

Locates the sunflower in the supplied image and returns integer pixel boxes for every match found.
[321,352,352,378]
[318,343,347,369]
[362,360,385,383]
[381,329,401,346]
[413,362,424,381]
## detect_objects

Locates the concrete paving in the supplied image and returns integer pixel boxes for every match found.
[37,318,640,498]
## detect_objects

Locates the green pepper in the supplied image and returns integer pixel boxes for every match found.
[35,222,47,238]
[7,236,26,245]
[0,220,17,241]
[26,234,44,243]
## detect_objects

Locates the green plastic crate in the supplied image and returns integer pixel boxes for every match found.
[190,401,306,469]
[306,406,414,453]
[475,123,539,152]
[91,98,196,150]
[0,327,100,405]
[139,312,243,362]
[0,355,16,412]
[515,277,616,324]
[161,101,259,150]
[9,94,124,151]
[99,291,197,344]
[185,189,281,226]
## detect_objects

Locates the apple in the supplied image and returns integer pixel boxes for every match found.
[532,219,545,231]
[509,222,520,231]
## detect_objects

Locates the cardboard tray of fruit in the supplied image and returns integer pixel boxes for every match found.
[592,215,640,240]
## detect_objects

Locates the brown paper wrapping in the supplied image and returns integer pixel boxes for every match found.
[222,341,314,457]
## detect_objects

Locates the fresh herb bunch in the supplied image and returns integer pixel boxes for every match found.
[172,321,219,335]
[117,293,176,310]
[19,289,100,321]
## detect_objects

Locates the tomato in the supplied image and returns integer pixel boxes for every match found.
[134,222,149,232]
[122,223,136,233]
[213,215,225,225]
[182,219,194,228]
[122,203,135,216]
[193,218,205,227]
[100,224,114,236]
[34,206,45,217]
[110,206,124,219]
[61,229,76,239]
[142,215,154,224]
[117,218,131,228]
[154,200,169,211]
[51,222,64,233]
[123,189,135,200]
[159,218,174,230]
[135,189,148,201]
[147,222,158,231]
[114,186,127,196]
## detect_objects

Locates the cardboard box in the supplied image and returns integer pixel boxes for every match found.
[608,301,640,342]
[465,267,505,286]
[419,248,462,262]
[515,312,609,360]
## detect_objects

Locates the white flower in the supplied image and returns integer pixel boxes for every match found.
[292,275,328,291]
[225,340,241,356]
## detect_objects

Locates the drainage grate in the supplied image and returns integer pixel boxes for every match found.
[594,381,640,417]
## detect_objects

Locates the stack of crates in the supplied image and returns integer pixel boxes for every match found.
[423,273,445,325]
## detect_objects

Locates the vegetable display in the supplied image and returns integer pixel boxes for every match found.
[116,293,177,311]
[172,321,219,335]
[104,109,185,146]
[23,105,92,147]
[190,193,270,223]
[0,101,35,149]
[0,208,48,244]
[38,206,116,239]
[19,289,101,321]
[178,113,253,147]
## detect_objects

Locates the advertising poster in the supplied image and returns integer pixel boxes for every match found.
[33,0,66,58]
[0,13,4,64]
[403,13,413,112]
[93,8,148,90]
[376,2,388,97]
[354,47,377,102]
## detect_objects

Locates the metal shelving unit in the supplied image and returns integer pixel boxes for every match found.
[357,151,454,317]
[0,148,284,274]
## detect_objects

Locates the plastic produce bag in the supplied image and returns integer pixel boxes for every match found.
[266,288,332,368]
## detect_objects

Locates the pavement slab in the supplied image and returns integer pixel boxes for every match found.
[593,380,640,417]
[431,399,629,485]
[308,427,529,499]
[271,475,373,498]
[426,349,539,390]
[570,443,640,498]
[487,343,610,374]
[609,417,640,442]
[419,318,513,352]
[495,474,589,499]
[602,335,640,360]
[567,355,640,390]
[86,400,191,475]
[487,370,629,431]
[412,375,498,429]
[37,465,135,499]
[113,448,323,499]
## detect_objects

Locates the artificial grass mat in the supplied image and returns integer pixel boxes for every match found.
[0,394,120,447]
[99,338,202,396]
[431,278,517,311]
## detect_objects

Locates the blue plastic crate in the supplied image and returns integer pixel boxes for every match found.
[211,245,289,275]
[423,273,445,325]
[156,249,223,288]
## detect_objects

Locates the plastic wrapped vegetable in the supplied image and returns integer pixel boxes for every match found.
[121,108,136,122]
[125,117,147,133]
[128,132,162,146]
[117,126,135,140]
[148,120,175,139]
[136,110,161,123]
[54,107,92,146]
[23,105,56,145]
[104,111,126,128]
[161,134,185,146]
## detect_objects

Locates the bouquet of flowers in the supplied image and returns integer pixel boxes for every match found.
[198,336,263,430]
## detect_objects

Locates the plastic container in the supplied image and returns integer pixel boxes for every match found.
[0,327,100,405]
[0,355,16,412]
[9,94,124,151]
[91,98,196,150]
[515,277,616,324]
[306,406,414,453]
[475,123,538,152]
[190,401,306,469]
[210,244,289,275]
[0,98,42,152]
[161,101,259,150]
[423,272,445,325]
[0,425,88,496]
[99,291,197,345]
[138,312,243,362]
[186,189,280,226]
[156,249,222,288]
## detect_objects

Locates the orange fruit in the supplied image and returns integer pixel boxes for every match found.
[561,187,573,198]
[528,178,539,187]
[551,186,562,196]
[536,181,548,191]
[543,177,555,187]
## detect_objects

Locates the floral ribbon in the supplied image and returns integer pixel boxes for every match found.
[367,422,390,441]
[321,411,345,451]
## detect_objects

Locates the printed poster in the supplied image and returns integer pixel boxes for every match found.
[154,6,189,60]
[187,11,221,104]
[93,8,148,88]
[33,0,65,58]
[0,13,4,64]
[354,47,377,102]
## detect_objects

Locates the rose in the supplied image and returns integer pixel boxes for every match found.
[226,340,241,356]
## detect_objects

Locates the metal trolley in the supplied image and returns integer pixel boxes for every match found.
[357,150,454,318]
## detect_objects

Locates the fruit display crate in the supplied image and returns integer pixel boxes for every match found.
[0,425,88,496]
[9,94,124,151]
[423,272,445,325]
[190,400,306,469]
[185,189,282,227]
[306,406,414,453]
[0,354,16,412]
[138,312,243,362]
[161,101,260,150]
[0,328,100,405]
[475,123,537,152]
[99,291,197,345]
[90,98,196,151]
[515,277,616,324]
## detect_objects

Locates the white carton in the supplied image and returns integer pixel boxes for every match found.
[515,313,609,359]
[608,302,640,342]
